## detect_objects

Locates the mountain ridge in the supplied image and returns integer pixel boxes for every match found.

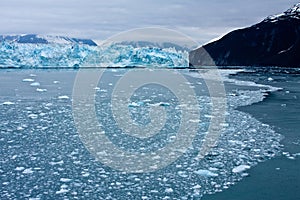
[0,34,97,46]
[189,3,300,68]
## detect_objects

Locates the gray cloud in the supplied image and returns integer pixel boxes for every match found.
[0,0,298,44]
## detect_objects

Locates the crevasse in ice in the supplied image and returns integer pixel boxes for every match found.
[0,41,189,68]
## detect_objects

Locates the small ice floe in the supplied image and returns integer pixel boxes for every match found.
[49,160,64,165]
[29,74,37,77]
[17,126,24,131]
[53,81,60,84]
[165,188,174,193]
[293,153,300,157]
[150,102,171,107]
[82,172,90,177]
[194,169,218,177]
[100,89,107,93]
[241,173,249,177]
[115,182,122,186]
[28,114,38,119]
[128,101,144,107]
[30,82,41,87]
[177,171,188,178]
[192,184,202,190]
[15,167,25,171]
[36,88,47,92]
[287,156,296,160]
[232,165,250,173]
[22,78,35,82]
[55,188,69,194]
[60,178,72,183]
[158,102,170,107]
[2,101,15,105]
[22,168,34,174]
[189,119,201,123]
[283,152,296,160]
[267,77,274,81]
[58,95,69,100]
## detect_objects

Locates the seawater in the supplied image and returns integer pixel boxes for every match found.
[0,68,284,199]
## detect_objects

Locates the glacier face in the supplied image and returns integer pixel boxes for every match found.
[0,41,189,68]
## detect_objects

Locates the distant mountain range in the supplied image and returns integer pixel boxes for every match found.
[0,34,193,51]
[118,41,192,51]
[0,34,97,46]
[189,3,300,67]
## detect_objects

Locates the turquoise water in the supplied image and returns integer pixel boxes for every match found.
[203,68,300,200]
[1,68,296,199]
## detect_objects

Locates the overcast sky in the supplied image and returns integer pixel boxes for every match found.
[0,0,299,44]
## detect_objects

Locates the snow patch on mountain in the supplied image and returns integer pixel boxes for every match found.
[265,3,300,22]
[0,34,97,46]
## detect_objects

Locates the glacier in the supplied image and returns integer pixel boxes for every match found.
[0,41,189,68]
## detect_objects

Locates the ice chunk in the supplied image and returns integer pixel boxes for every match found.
[159,102,170,107]
[17,126,24,131]
[55,188,69,194]
[192,184,202,189]
[194,169,218,177]
[128,101,146,107]
[28,114,38,119]
[30,82,41,87]
[49,160,64,165]
[15,167,25,171]
[165,188,174,193]
[58,95,70,99]
[36,88,47,92]
[82,172,90,177]
[2,101,15,105]
[232,165,251,173]
[60,178,72,182]
[22,168,34,174]
[151,102,171,107]
[294,153,300,157]
[22,78,35,82]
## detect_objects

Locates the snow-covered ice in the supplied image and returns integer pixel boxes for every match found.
[2,101,15,105]
[232,165,251,173]
[194,169,219,177]
[22,78,35,82]
[30,82,41,87]
[58,95,70,100]
[36,88,47,92]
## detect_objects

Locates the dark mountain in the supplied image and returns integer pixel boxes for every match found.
[189,3,300,67]
[0,34,97,46]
